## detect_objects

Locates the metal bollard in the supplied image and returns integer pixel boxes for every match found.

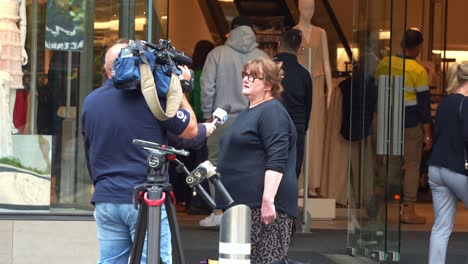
[218,205,251,264]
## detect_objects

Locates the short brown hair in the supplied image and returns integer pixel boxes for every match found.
[400,28,423,49]
[243,58,284,99]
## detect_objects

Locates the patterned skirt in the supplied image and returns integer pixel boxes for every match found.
[250,208,293,264]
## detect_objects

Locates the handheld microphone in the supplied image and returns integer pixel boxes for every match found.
[211,104,232,125]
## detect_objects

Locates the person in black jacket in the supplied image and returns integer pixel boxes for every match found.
[428,62,468,264]
[274,29,312,179]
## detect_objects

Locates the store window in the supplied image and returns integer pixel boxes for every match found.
[0,0,167,216]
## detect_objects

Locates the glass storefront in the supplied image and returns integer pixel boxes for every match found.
[0,0,168,215]
[346,1,406,260]
[346,0,467,261]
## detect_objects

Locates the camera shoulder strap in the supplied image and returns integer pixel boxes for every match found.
[140,63,183,121]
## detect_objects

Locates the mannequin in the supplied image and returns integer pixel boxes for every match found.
[0,0,28,134]
[294,0,333,197]
[0,45,14,157]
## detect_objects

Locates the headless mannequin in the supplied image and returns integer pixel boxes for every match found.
[294,0,333,197]
[3,0,28,134]
[294,0,332,107]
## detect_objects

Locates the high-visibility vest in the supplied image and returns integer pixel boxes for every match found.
[375,56,429,107]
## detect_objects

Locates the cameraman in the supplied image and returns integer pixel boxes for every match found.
[81,42,198,264]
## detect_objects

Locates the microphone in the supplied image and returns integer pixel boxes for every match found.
[211,104,232,125]
[172,54,193,66]
[185,160,234,208]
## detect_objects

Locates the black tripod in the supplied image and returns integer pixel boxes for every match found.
[129,139,234,264]
[129,139,189,264]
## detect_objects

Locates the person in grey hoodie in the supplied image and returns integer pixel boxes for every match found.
[199,16,268,227]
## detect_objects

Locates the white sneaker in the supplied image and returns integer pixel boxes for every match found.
[199,213,222,227]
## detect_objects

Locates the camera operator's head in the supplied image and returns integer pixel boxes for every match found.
[104,39,129,79]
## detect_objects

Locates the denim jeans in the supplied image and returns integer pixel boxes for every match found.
[428,166,468,264]
[94,203,172,264]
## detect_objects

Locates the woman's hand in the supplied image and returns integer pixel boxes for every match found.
[203,122,216,137]
[261,200,276,225]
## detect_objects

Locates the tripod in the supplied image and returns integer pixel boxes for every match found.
[129,139,189,264]
[129,139,234,264]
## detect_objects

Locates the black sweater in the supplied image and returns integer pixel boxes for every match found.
[429,93,468,175]
[274,53,313,133]
[216,99,298,217]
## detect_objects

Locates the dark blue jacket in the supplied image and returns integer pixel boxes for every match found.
[81,79,191,204]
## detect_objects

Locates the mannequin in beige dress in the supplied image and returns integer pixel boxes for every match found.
[294,0,333,197]
[0,0,28,134]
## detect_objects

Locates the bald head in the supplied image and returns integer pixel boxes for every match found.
[104,43,128,79]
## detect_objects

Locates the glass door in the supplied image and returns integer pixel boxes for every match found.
[347,0,409,261]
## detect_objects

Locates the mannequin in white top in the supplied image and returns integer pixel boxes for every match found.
[294,0,333,197]
[0,0,28,134]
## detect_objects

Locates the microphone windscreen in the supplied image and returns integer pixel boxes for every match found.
[221,104,232,114]
[173,54,193,66]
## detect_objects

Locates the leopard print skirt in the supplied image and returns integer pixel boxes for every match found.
[250,208,293,264]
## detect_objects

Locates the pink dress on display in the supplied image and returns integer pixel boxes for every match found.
[0,0,23,89]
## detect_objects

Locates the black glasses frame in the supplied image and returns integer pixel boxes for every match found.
[242,72,264,82]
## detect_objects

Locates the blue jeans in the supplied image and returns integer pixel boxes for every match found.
[428,166,468,264]
[94,203,172,264]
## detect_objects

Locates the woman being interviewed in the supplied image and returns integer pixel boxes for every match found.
[428,62,468,264]
[217,58,298,263]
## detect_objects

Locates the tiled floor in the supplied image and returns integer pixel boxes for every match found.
[176,201,468,232]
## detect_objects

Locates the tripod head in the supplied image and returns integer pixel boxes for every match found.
[133,139,189,156]
[133,139,233,209]
[132,138,189,184]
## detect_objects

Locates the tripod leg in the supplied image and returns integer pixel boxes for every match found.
[147,202,162,264]
[130,200,149,264]
[165,192,186,264]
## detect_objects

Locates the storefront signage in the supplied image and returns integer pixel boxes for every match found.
[45,0,85,51]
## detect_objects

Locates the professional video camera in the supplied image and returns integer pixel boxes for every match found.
[112,39,193,94]
[112,39,194,121]
[146,39,193,68]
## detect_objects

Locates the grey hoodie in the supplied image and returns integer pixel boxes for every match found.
[200,26,268,119]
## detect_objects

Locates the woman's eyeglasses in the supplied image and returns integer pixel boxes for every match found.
[242,72,264,82]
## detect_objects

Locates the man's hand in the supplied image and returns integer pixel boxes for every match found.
[423,136,432,151]
[178,65,191,81]
[203,122,216,137]
[423,123,432,151]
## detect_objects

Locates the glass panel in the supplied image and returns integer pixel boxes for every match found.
[347,0,408,261]
[0,0,168,215]
[146,0,168,42]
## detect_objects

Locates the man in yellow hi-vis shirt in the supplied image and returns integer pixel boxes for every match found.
[375,28,432,224]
